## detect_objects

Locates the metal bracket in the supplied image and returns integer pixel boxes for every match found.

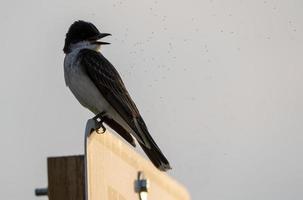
[35,188,48,196]
[135,171,149,200]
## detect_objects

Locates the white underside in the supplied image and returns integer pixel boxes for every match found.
[64,42,133,133]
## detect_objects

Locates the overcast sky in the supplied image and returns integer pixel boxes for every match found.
[1,0,303,200]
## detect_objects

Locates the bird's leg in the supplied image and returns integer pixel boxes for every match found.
[85,112,107,136]
[92,112,107,134]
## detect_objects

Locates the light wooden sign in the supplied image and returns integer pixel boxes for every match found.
[86,132,190,200]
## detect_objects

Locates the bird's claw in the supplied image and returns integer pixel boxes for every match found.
[95,122,106,134]
[93,112,107,134]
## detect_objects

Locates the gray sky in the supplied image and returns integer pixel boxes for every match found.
[1,0,303,199]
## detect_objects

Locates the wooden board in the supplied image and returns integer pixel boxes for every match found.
[48,155,85,200]
[86,131,190,200]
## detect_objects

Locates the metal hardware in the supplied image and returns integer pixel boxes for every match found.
[135,171,149,200]
[35,188,48,196]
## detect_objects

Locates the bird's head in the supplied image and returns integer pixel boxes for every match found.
[63,20,111,54]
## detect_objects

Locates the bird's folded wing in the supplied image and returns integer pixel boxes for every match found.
[78,49,149,146]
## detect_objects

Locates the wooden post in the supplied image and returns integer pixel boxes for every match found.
[47,156,85,200]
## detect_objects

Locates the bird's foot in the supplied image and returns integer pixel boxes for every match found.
[93,112,107,134]
[85,112,107,135]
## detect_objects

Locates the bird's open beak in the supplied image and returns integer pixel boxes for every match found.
[90,33,111,45]
[94,41,111,45]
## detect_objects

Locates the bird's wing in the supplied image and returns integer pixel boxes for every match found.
[78,49,150,147]
[78,49,171,170]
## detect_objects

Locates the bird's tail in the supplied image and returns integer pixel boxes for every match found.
[135,117,171,171]
[139,142,171,171]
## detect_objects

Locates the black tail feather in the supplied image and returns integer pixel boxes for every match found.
[135,116,171,171]
[139,142,171,171]
[105,115,171,171]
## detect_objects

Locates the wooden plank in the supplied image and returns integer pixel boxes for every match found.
[87,131,190,200]
[47,155,85,200]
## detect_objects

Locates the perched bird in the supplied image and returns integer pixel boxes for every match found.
[63,20,171,171]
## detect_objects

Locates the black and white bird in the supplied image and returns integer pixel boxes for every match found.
[63,20,171,171]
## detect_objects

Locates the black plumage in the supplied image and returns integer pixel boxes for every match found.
[79,49,171,171]
[63,20,171,171]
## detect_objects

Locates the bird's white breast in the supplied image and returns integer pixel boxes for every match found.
[63,43,133,134]
[64,48,110,114]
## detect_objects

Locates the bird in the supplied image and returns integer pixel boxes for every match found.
[63,20,171,171]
